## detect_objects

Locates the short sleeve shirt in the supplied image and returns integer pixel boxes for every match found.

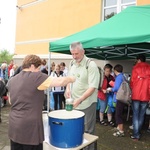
[8,71,48,145]
[69,55,100,109]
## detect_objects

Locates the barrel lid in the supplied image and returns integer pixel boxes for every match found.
[48,110,85,119]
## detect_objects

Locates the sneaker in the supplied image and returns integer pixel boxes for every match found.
[130,135,139,141]
[113,126,120,132]
[129,125,133,130]
[1,102,4,108]
[113,131,124,137]
[147,128,150,133]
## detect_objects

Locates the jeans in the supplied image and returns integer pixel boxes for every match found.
[99,99,112,114]
[132,100,148,138]
[53,92,65,110]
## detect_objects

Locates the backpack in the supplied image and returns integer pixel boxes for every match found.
[116,77,131,104]
[97,67,104,90]
[70,59,103,89]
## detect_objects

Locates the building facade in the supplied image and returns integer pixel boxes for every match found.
[14,0,150,70]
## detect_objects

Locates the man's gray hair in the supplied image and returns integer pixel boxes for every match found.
[70,42,84,51]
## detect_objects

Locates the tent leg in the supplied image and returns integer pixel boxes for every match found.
[46,52,51,113]
[104,59,106,66]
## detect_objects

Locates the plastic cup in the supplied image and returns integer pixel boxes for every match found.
[65,98,73,111]
[65,104,73,111]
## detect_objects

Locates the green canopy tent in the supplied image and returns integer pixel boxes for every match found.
[49,5,150,60]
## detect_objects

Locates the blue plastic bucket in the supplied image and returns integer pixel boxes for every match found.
[48,110,85,148]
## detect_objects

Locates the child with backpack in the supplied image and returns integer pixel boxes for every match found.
[98,64,115,126]
[108,64,125,137]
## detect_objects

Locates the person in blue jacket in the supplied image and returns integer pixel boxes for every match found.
[110,64,125,137]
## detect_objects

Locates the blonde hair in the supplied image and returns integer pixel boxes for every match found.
[12,65,18,71]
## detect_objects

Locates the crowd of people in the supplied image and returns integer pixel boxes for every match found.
[0,59,68,111]
[6,55,75,150]
[40,43,149,145]
[97,54,150,140]
[0,60,18,107]
[0,42,150,150]
[40,61,68,110]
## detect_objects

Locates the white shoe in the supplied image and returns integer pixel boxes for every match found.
[129,125,133,130]
[1,102,4,108]
[112,126,120,131]
[113,131,124,137]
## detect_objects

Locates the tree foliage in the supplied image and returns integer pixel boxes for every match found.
[0,49,14,64]
[105,12,115,20]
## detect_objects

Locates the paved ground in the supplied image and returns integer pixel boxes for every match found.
[0,105,150,150]
[0,106,10,150]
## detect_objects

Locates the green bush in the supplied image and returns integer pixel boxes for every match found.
[0,49,14,65]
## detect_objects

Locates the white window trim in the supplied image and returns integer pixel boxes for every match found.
[103,5,117,9]
[17,0,48,9]
[102,0,137,21]
[121,2,137,10]
[121,2,137,6]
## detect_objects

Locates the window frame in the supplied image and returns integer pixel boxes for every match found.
[102,0,137,21]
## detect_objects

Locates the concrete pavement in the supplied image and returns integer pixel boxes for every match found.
[0,105,150,150]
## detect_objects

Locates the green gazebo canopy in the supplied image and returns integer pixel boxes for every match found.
[49,5,150,60]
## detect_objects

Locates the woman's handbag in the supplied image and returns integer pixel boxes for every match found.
[116,78,131,104]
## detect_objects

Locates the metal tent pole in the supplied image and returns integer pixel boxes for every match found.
[46,52,51,113]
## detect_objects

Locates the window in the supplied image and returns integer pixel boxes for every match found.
[103,0,136,20]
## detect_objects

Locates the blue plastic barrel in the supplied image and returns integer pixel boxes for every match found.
[48,110,85,148]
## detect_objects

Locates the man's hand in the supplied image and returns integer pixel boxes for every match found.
[65,83,71,99]
[65,89,71,99]
[72,87,96,108]
[73,99,82,108]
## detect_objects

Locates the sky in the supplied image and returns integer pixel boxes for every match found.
[0,0,17,53]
